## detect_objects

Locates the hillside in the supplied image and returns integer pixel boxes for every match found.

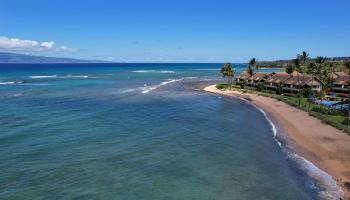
[0,52,108,64]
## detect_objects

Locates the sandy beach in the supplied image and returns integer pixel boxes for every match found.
[204,85,350,199]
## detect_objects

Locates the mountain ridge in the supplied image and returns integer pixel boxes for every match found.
[0,52,110,64]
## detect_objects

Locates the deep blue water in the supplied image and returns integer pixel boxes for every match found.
[0,63,322,199]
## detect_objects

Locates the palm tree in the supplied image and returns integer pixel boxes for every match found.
[220,63,235,88]
[315,57,326,102]
[227,66,235,88]
[220,63,229,83]
[247,65,254,76]
[315,58,332,110]
[262,74,270,92]
[293,58,302,105]
[285,64,294,95]
[344,61,350,126]
[307,62,317,99]
[300,51,309,67]
[300,51,309,93]
[285,64,294,75]
[315,56,325,77]
[247,58,256,88]
[249,58,256,70]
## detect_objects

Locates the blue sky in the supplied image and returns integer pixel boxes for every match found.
[0,0,349,62]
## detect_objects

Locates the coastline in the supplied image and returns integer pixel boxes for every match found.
[204,85,350,199]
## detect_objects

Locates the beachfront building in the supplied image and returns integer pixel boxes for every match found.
[283,75,321,93]
[332,72,350,93]
[235,71,322,93]
[246,72,270,86]
[266,72,292,90]
[235,71,251,83]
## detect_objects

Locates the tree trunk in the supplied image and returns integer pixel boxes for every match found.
[309,74,314,110]
[348,70,350,126]
[348,102,350,126]
[298,72,301,106]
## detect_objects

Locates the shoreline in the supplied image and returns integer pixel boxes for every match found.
[203,85,350,199]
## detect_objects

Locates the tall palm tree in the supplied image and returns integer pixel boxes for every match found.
[301,51,309,67]
[315,56,325,94]
[262,74,270,92]
[344,61,350,126]
[293,58,302,105]
[315,56,325,77]
[285,64,294,75]
[247,58,256,88]
[247,65,254,76]
[314,57,330,110]
[220,63,235,88]
[249,57,256,68]
[300,51,309,92]
[220,63,229,83]
[307,62,317,98]
[284,64,294,95]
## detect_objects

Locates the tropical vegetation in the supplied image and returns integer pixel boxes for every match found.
[218,52,350,133]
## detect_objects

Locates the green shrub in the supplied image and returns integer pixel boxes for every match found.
[239,81,246,89]
[256,82,264,91]
[216,84,227,90]
[302,88,312,97]
[311,107,344,116]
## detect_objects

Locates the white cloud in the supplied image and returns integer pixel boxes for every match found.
[41,41,55,49]
[0,37,38,49]
[0,36,78,52]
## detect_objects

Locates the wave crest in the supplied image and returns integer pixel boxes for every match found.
[0,81,24,85]
[141,79,180,94]
[30,75,88,79]
[131,70,175,74]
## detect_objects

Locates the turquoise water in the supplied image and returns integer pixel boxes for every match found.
[0,64,322,199]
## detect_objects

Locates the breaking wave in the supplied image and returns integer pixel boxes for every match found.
[131,70,175,74]
[30,75,88,79]
[0,81,24,85]
[141,79,181,94]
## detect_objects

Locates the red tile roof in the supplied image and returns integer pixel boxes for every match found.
[235,71,251,80]
[248,72,270,81]
[268,72,291,84]
[331,72,349,85]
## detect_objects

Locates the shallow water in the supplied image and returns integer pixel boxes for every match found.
[0,63,323,199]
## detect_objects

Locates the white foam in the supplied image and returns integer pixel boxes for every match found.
[183,76,197,79]
[65,75,89,78]
[112,88,140,94]
[252,103,343,199]
[30,75,57,79]
[0,81,15,85]
[255,106,282,148]
[141,79,181,94]
[288,152,344,199]
[30,75,88,79]
[194,68,219,71]
[131,70,175,74]
[13,93,22,97]
[0,81,23,85]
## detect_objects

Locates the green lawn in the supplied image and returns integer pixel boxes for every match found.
[216,83,349,134]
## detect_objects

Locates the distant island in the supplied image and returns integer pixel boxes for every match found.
[0,52,109,64]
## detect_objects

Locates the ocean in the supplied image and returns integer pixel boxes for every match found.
[0,63,332,199]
